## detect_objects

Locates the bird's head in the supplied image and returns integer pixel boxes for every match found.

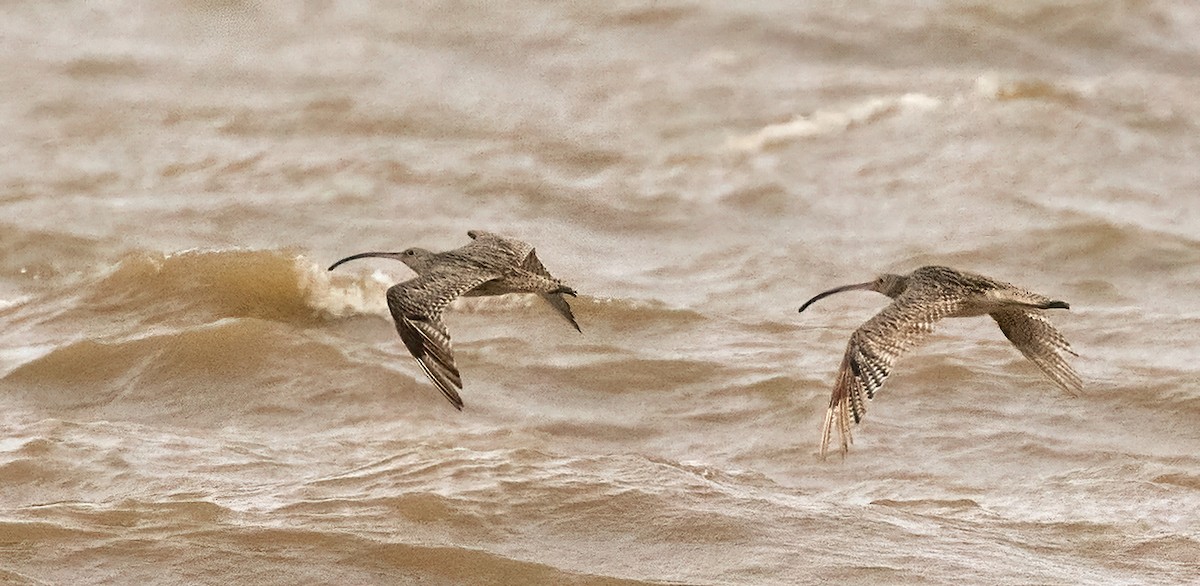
[798,272,910,313]
[327,247,436,273]
[872,273,909,298]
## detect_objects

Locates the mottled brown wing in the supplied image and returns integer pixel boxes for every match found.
[991,309,1081,397]
[467,231,581,331]
[385,270,497,410]
[520,247,550,275]
[466,230,530,263]
[820,289,964,458]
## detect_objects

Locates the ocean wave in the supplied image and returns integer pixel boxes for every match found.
[199,527,659,585]
[1017,217,1200,273]
[1123,535,1200,565]
[71,249,337,323]
[293,448,772,546]
[0,317,400,424]
[727,93,942,152]
[0,567,43,586]
[28,248,390,328]
[974,73,1086,105]
[0,458,73,486]
[971,70,1200,141]
[953,0,1198,60]
[870,498,982,511]
[1152,473,1200,491]
[218,99,514,142]
[0,222,115,284]
[2,500,659,585]
[571,296,707,327]
[896,215,1200,296]
[513,356,726,395]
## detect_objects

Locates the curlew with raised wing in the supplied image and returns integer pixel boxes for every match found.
[798,265,1080,458]
[329,230,580,409]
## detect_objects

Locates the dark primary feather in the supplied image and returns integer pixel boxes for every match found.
[397,314,464,409]
[386,270,497,409]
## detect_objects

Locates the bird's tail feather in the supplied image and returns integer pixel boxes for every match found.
[540,293,582,333]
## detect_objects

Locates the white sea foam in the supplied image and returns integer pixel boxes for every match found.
[728,93,942,152]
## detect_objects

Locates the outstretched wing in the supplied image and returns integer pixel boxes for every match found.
[386,269,498,409]
[466,230,530,263]
[520,247,551,275]
[396,313,464,409]
[991,309,1081,396]
[820,288,964,458]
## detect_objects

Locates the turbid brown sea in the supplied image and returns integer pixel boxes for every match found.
[2,1,1199,585]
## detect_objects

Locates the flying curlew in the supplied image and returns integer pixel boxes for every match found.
[798,265,1081,458]
[328,230,580,410]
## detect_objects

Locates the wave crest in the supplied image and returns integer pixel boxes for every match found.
[72,249,388,325]
[728,93,941,152]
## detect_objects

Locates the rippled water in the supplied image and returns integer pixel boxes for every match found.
[2,1,1200,584]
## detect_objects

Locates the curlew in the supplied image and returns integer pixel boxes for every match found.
[798,265,1081,458]
[328,230,580,410]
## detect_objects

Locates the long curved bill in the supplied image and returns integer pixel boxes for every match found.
[798,281,875,313]
[327,251,405,271]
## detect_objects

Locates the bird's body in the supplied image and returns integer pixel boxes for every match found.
[328,230,580,410]
[798,265,1080,458]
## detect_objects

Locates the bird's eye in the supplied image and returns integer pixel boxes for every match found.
[405,250,415,256]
